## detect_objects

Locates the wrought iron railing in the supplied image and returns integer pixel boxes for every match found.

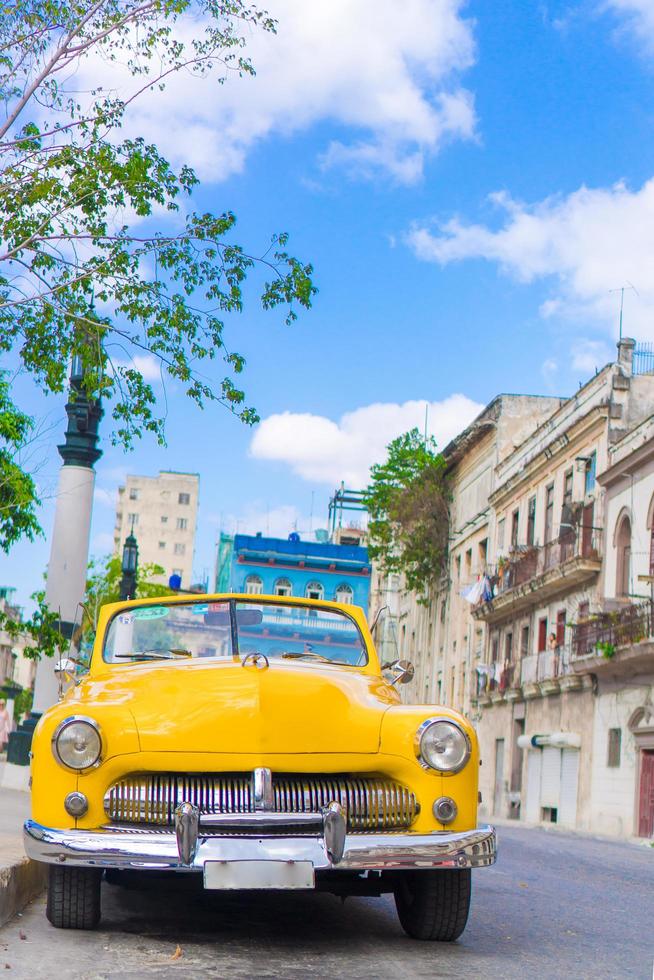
[570,599,654,658]
[520,647,572,684]
[489,525,602,599]
[633,342,654,376]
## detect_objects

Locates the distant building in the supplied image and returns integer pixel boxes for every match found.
[114,471,199,588]
[0,587,36,693]
[229,533,371,610]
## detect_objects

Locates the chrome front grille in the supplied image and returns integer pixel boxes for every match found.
[104,773,419,831]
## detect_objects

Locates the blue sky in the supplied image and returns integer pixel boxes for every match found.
[4,0,654,607]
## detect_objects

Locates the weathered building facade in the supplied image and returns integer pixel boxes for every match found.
[382,340,654,838]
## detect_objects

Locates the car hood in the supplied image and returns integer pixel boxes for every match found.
[84,660,397,754]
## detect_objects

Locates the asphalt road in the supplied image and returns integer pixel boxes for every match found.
[1,824,652,980]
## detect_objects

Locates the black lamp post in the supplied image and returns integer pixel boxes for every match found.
[119,528,139,601]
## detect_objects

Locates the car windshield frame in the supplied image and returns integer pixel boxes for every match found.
[101,597,369,668]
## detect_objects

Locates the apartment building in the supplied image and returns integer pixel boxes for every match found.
[0,587,35,694]
[114,471,199,588]
[373,394,564,709]
[377,340,654,838]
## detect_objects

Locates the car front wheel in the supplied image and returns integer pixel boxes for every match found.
[394,869,471,941]
[46,865,102,929]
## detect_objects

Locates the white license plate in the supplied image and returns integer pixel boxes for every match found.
[203,860,315,890]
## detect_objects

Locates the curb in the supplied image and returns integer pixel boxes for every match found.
[0,856,47,928]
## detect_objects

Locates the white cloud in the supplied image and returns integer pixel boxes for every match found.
[250,395,484,486]
[571,339,613,373]
[74,0,476,184]
[93,486,117,508]
[605,1,654,50]
[210,502,315,539]
[407,179,654,337]
[109,353,162,383]
[541,358,558,383]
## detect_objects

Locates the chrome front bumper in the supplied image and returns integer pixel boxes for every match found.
[24,819,496,874]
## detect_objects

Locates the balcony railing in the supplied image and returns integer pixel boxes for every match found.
[492,525,601,598]
[520,646,572,684]
[570,599,654,658]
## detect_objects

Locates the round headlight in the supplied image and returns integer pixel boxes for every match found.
[416,718,471,773]
[52,717,102,771]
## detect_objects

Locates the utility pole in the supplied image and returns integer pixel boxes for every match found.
[3,356,102,787]
[31,356,102,714]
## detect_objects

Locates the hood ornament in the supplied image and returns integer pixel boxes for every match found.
[241,652,270,670]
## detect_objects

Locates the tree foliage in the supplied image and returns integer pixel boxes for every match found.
[82,553,173,636]
[364,428,450,596]
[0,372,41,550]
[0,0,316,548]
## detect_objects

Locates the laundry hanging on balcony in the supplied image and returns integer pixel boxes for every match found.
[460,575,493,604]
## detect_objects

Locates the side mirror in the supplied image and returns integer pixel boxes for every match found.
[385,659,414,686]
[54,658,77,682]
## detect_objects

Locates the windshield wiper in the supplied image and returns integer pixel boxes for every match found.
[114,648,192,661]
[281,651,334,665]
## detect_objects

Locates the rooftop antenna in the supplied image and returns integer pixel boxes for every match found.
[610,282,638,341]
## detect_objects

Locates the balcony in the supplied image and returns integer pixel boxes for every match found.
[472,526,602,624]
[570,599,654,677]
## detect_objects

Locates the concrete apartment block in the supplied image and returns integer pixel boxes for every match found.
[114,471,199,589]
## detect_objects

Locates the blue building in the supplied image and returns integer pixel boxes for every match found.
[229,533,370,611]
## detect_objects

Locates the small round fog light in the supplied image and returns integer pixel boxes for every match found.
[433,796,457,824]
[64,791,88,817]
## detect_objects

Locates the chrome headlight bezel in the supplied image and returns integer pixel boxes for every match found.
[51,715,103,772]
[414,717,471,774]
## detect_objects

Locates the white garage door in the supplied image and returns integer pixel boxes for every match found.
[525,750,542,823]
[558,748,580,827]
[540,746,561,809]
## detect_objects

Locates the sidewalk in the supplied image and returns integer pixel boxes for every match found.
[0,760,47,927]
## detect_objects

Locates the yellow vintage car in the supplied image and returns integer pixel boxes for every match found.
[24,594,495,940]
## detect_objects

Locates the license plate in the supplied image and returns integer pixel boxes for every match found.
[203,860,315,890]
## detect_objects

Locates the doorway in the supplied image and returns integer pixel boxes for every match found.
[639,750,654,837]
[494,738,505,817]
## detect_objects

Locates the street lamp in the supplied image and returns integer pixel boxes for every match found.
[119,528,139,601]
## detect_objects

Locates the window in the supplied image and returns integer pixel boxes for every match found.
[161,515,168,524]
[526,496,536,546]
[440,600,447,624]
[129,487,139,501]
[455,555,461,579]
[616,515,632,597]
[305,581,324,600]
[127,512,139,526]
[563,468,573,505]
[544,485,554,543]
[158,541,166,550]
[556,609,566,646]
[538,617,548,652]
[584,452,596,495]
[245,574,263,595]
[465,548,472,575]
[479,538,488,568]
[497,518,506,552]
[511,509,519,548]
[607,728,622,768]
[274,577,292,597]
[335,583,354,604]
[174,542,186,556]
[491,634,499,663]
[505,631,513,663]
[176,517,188,530]
[178,492,191,505]
[520,624,530,657]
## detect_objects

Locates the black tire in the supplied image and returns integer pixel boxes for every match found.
[46,865,102,929]
[394,869,471,941]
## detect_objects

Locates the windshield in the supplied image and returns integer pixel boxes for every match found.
[103,599,368,667]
